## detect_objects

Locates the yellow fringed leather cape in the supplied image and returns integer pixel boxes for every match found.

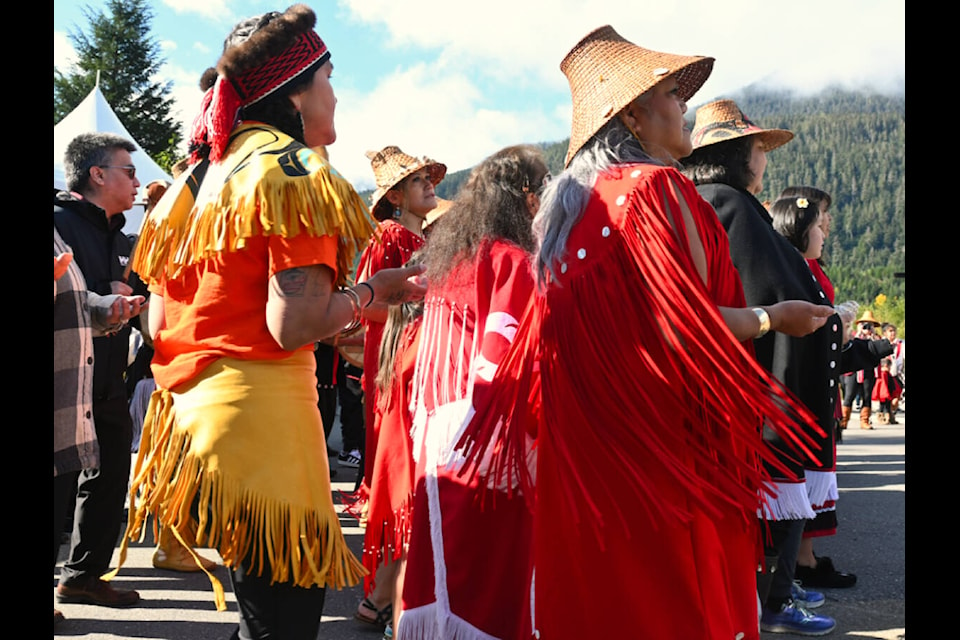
[132,122,374,288]
[109,123,374,610]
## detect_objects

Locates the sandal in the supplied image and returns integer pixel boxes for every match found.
[355,598,393,630]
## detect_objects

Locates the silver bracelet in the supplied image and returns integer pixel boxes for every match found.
[752,307,771,338]
[341,287,362,333]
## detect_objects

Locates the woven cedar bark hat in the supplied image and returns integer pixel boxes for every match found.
[366,145,447,214]
[691,99,794,152]
[560,25,715,167]
[857,309,881,327]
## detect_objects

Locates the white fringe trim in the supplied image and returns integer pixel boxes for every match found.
[804,470,838,510]
[530,567,539,638]
[397,602,501,640]
[757,481,816,520]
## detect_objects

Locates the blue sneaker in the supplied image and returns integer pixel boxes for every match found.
[761,601,836,636]
[791,580,825,609]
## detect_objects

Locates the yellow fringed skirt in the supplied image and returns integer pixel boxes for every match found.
[109,351,366,610]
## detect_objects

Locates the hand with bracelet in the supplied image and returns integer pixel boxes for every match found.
[340,265,427,332]
[720,300,834,342]
[265,261,427,350]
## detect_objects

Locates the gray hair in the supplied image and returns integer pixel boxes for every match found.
[533,118,662,285]
[64,132,136,194]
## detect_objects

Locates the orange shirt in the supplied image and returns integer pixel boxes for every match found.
[150,233,338,390]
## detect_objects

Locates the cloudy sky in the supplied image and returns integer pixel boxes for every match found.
[54,0,905,191]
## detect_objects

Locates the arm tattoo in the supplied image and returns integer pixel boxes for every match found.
[274,268,308,297]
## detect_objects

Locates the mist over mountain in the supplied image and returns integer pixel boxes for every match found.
[419,86,905,304]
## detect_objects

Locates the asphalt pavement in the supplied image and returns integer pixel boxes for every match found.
[54,404,906,639]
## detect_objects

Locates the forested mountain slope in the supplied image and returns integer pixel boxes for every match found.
[368,87,905,313]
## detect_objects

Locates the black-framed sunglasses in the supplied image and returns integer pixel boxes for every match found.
[98,165,137,179]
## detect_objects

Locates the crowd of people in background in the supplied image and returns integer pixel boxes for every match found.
[54,5,904,639]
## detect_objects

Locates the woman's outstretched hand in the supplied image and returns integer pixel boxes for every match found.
[768,300,836,337]
[366,263,428,305]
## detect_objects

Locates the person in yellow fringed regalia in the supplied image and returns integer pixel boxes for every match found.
[109,5,427,639]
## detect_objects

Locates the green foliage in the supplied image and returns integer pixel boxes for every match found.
[860,293,907,338]
[54,0,182,172]
[728,87,905,308]
[434,86,905,313]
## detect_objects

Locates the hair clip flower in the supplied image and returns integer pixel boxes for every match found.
[796,197,809,209]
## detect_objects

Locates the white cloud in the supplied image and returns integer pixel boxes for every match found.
[161,0,233,22]
[339,0,905,101]
[56,0,903,192]
[157,61,205,157]
[328,61,569,190]
[54,31,77,73]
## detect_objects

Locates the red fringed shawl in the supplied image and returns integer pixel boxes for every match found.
[455,164,823,639]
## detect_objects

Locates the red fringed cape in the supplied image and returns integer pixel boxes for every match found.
[360,318,421,595]
[456,164,823,640]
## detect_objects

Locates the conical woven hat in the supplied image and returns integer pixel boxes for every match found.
[691,99,794,152]
[857,309,881,326]
[561,25,714,167]
[366,146,446,214]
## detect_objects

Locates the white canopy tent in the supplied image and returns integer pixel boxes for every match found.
[54,83,173,234]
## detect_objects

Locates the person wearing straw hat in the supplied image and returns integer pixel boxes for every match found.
[113,6,427,638]
[454,26,833,640]
[350,145,445,632]
[842,309,885,428]
[682,99,844,635]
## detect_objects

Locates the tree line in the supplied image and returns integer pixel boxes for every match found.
[54,0,905,332]
[434,88,906,329]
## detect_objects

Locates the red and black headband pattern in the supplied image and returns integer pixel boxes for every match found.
[231,29,330,106]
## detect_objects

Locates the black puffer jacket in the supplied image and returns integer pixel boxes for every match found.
[54,192,149,402]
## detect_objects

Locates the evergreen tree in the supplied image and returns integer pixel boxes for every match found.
[396,87,906,312]
[54,0,181,171]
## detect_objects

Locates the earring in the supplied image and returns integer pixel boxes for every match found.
[392,206,402,220]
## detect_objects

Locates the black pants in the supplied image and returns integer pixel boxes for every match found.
[228,556,327,640]
[59,397,133,584]
[315,344,338,443]
[760,518,806,611]
[54,470,80,573]
[842,373,875,408]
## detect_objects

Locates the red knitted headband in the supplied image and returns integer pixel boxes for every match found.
[231,29,329,106]
[190,29,330,163]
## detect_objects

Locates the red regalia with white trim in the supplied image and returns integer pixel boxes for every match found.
[399,239,538,640]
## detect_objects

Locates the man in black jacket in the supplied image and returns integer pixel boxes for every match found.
[54,132,149,607]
